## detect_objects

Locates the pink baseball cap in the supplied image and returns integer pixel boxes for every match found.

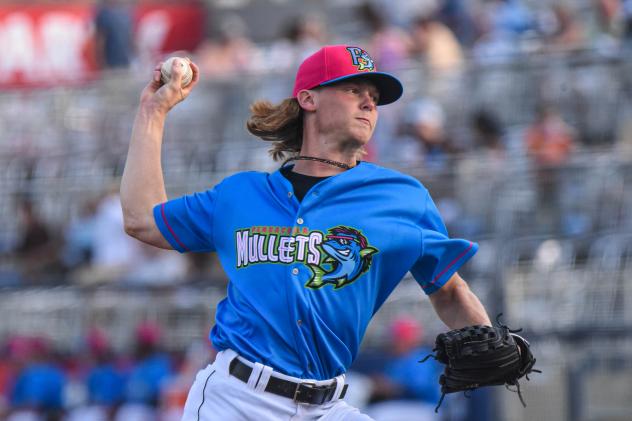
[390,317,423,344]
[292,45,403,105]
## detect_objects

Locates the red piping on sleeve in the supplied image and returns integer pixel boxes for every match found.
[429,242,474,286]
[161,203,190,252]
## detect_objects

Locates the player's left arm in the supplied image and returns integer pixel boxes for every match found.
[428,272,492,329]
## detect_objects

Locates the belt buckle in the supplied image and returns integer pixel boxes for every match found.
[293,381,317,403]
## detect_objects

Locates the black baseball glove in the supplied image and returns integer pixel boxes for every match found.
[421,316,539,411]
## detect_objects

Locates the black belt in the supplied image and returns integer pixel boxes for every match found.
[228,357,348,405]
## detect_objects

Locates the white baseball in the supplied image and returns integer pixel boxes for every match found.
[160,57,193,88]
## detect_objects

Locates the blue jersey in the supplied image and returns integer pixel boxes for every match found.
[154,162,477,380]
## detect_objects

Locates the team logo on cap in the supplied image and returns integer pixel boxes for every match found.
[347,47,375,72]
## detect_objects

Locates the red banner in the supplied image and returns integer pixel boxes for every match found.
[134,3,206,63]
[0,4,97,88]
[0,2,206,88]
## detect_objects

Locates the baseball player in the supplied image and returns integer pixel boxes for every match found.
[121,45,492,420]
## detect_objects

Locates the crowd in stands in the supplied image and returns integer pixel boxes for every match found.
[2,96,582,286]
[93,0,632,75]
[3,90,584,286]
[6,0,631,287]
[0,318,447,421]
[0,322,210,421]
[5,185,220,286]
[196,0,632,73]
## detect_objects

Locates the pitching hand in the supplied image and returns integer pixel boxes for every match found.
[140,57,200,115]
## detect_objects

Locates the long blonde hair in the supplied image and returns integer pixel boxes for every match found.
[246,98,303,161]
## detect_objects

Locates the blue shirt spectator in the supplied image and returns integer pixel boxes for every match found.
[383,345,441,402]
[87,363,126,406]
[124,353,172,405]
[11,363,66,410]
[95,0,134,68]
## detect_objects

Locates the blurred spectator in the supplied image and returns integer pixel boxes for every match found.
[359,2,412,71]
[526,104,575,167]
[392,98,458,174]
[471,109,506,161]
[121,242,189,285]
[409,14,464,75]
[94,0,134,69]
[160,340,214,421]
[538,4,585,51]
[370,0,438,28]
[621,0,632,46]
[437,0,481,48]
[0,340,20,419]
[389,98,463,226]
[285,13,329,54]
[265,14,330,72]
[195,14,256,79]
[409,13,465,99]
[73,186,144,285]
[85,329,126,410]
[9,338,66,421]
[185,252,226,286]
[471,13,520,64]
[11,197,59,284]
[118,322,172,420]
[595,0,620,34]
[589,0,621,53]
[485,0,534,37]
[365,317,441,421]
[65,190,189,286]
[525,104,576,230]
[454,109,509,236]
[66,328,126,421]
[471,0,534,63]
[61,199,99,272]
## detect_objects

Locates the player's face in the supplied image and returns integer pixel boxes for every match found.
[313,80,379,147]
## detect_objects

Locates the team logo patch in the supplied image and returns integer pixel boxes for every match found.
[346,47,375,72]
[234,225,378,290]
[306,226,378,289]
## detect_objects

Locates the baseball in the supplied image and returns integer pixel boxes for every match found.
[160,57,193,88]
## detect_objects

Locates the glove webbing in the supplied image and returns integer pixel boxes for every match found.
[421,315,541,413]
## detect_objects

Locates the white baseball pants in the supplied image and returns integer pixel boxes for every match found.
[181,349,374,421]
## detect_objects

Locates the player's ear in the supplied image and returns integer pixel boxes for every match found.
[297,89,318,112]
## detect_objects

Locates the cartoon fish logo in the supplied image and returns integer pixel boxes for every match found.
[306,226,378,289]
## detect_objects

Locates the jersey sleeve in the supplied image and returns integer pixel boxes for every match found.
[153,186,220,253]
[410,190,478,294]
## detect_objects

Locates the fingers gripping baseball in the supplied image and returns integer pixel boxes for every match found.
[140,57,200,113]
